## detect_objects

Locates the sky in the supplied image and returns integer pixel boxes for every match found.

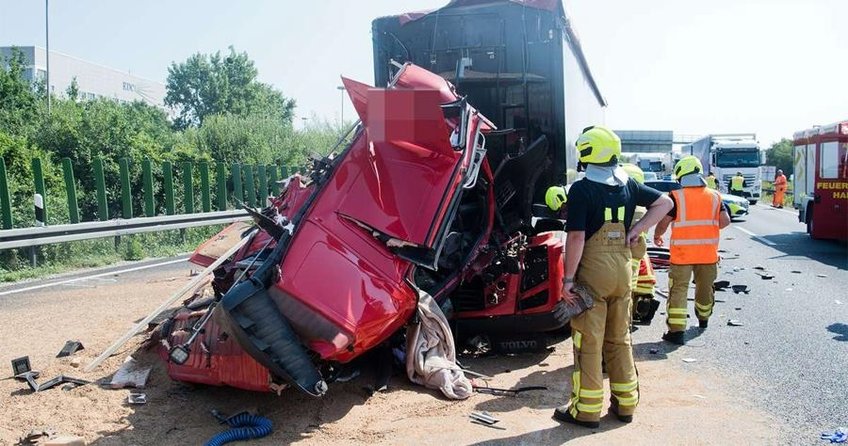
[1,0,845,146]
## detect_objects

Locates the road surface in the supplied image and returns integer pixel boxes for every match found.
[0,203,843,444]
[636,203,847,444]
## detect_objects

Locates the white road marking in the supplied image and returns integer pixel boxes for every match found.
[733,225,778,247]
[0,258,187,297]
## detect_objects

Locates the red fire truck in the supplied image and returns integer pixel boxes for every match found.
[792,121,848,240]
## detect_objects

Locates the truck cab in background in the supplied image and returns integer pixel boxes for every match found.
[683,134,764,205]
[792,121,848,241]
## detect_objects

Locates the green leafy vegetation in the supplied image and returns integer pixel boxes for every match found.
[0,46,349,280]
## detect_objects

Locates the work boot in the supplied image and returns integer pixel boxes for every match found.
[553,405,600,429]
[662,331,685,345]
[699,319,709,329]
[609,402,633,423]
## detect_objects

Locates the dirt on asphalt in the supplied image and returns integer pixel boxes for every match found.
[0,264,781,445]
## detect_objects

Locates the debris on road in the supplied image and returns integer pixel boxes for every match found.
[753,266,765,271]
[469,411,501,425]
[821,427,847,444]
[18,373,91,392]
[836,300,843,305]
[109,357,151,389]
[473,385,548,397]
[727,320,745,327]
[756,273,775,280]
[682,358,698,363]
[732,285,750,294]
[11,356,33,377]
[713,280,730,291]
[817,274,828,278]
[18,427,57,445]
[785,288,794,292]
[56,340,85,358]
[735,307,743,311]
[127,393,147,405]
[649,348,659,355]
[791,270,802,274]
[205,411,273,446]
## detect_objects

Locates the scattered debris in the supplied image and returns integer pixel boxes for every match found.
[817,274,828,278]
[836,300,843,305]
[18,427,57,445]
[11,356,32,377]
[469,411,500,425]
[56,340,85,358]
[682,358,697,363]
[18,373,91,392]
[474,385,547,397]
[753,265,765,271]
[649,348,659,355]
[735,307,743,311]
[713,280,730,291]
[206,411,274,445]
[693,394,707,399]
[69,358,81,368]
[732,285,750,294]
[791,270,802,274]
[821,427,847,444]
[727,320,745,327]
[127,393,147,405]
[785,288,794,292]
[724,237,735,240]
[756,273,775,280]
[109,357,151,389]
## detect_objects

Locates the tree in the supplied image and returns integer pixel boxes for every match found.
[0,48,38,135]
[165,46,295,129]
[766,138,793,176]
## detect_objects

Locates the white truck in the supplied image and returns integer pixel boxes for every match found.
[682,134,765,204]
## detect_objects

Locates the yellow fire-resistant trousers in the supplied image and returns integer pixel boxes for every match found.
[666,263,718,332]
[568,221,639,422]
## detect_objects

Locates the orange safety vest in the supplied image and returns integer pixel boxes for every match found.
[670,187,722,265]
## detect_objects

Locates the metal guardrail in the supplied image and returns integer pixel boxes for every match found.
[0,210,249,250]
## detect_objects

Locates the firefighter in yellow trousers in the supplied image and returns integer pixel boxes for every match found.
[555,126,672,428]
[653,156,731,345]
[620,164,660,324]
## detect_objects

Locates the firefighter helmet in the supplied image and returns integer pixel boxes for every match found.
[545,185,568,211]
[577,126,621,165]
[621,163,645,184]
[674,155,703,179]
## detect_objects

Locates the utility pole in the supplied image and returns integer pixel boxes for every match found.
[337,86,345,124]
[45,0,51,113]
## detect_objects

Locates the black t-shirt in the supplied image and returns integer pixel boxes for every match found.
[565,178,663,239]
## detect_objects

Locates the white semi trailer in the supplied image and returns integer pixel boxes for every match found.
[682,134,765,204]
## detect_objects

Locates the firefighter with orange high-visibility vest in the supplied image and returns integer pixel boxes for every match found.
[620,163,660,324]
[652,156,731,345]
[555,126,672,428]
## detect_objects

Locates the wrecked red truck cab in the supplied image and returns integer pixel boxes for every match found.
[160,63,568,395]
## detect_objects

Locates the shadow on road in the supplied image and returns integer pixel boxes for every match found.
[826,323,848,342]
[467,414,630,445]
[757,232,848,270]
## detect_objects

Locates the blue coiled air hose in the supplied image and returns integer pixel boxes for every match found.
[204,412,273,446]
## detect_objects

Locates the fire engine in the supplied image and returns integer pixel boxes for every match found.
[792,121,848,241]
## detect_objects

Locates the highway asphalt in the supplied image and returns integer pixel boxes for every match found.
[631,203,848,443]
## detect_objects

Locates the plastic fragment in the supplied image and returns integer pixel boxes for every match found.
[817,274,828,278]
[820,428,847,444]
[682,358,697,363]
[727,320,744,327]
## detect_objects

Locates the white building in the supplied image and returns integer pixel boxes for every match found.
[0,45,166,108]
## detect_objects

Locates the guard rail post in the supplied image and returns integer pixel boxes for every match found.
[215,162,227,211]
[0,158,12,229]
[163,161,175,215]
[93,158,108,221]
[61,158,80,224]
[200,161,211,212]
[142,158,155,217]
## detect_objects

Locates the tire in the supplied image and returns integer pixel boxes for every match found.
[806,204,818,239]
